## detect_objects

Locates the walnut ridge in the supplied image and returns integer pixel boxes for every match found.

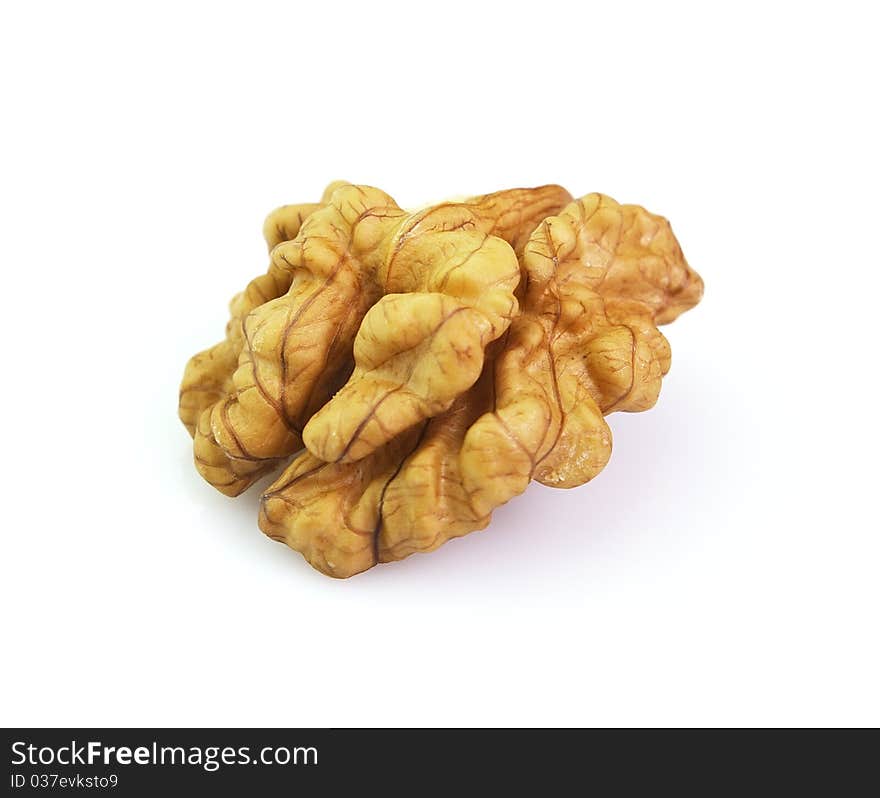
[179,182,702,577]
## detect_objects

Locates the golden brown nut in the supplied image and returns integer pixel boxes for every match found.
[196,183,572,495]
[259,193,703,577]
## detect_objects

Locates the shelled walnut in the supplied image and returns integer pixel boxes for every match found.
[180,183,702,577]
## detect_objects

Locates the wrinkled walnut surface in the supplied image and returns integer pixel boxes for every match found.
[179,186,335,495]
[180,182,572,495]
[257,191,703,577]
[180,183,702,577]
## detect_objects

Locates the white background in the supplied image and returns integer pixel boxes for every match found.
[2,1,877,727]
